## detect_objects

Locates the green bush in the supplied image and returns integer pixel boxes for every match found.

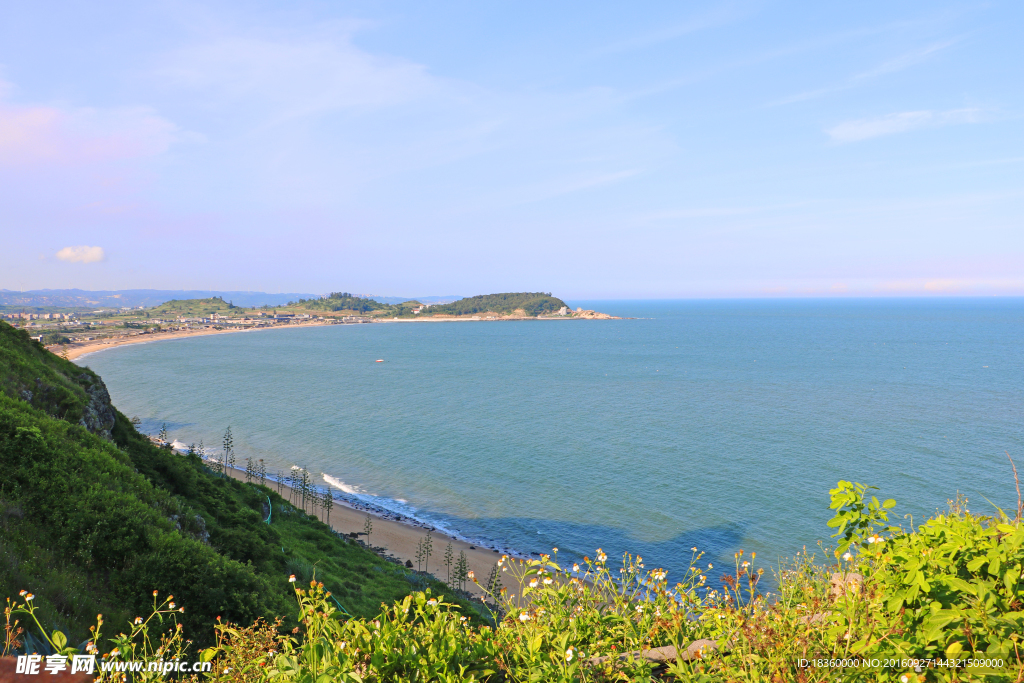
[196,484,1023,682]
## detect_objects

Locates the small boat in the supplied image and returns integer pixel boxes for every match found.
[375,359,384,363]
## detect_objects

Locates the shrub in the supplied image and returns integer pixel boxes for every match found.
[195,482,1023,682]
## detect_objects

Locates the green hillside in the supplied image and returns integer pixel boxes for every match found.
[146,297,244,318]
[293,291,566,317]
[423,292,567,317]
[0,321,481,648]
[292,292,392,314]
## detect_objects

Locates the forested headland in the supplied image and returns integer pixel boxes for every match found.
[291,291,569,318]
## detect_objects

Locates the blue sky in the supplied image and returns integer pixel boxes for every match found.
[1,1,1021,298]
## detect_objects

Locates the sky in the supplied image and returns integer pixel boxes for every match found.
[1,1,1022,299]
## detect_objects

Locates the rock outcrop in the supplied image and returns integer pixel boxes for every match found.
[76,373,116,441]
[572,308,618,319]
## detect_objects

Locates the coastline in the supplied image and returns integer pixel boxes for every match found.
[61,322,333,362]
[209,457,512,598]
[64,312,604,587]
[58,313,619,362]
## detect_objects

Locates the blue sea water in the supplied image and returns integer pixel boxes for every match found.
[82,299,1023,586]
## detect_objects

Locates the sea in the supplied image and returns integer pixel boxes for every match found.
[82,298,1023,589]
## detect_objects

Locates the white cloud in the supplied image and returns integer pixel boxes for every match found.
[56,246,105,263]
[826,108,982,143]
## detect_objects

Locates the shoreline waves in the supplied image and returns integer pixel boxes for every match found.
[194,451,529,596]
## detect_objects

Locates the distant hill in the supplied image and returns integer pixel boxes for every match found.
[146,297,244,318]
[2,289,575,319]
[287,292,571,318]
[293,292,569,318]
[424,292,567,317]
[0,289,318,310]
[291,292,393,314]
[365,294,463,305]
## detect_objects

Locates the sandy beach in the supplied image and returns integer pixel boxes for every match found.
[55,310,617,362]
[215,460,511,599]
[60,322,335,362]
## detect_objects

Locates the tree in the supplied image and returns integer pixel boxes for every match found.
[423,531,433,573]
[443,542,454,587]
[486,562,502,599]
[257,459,266,487]
[455,551,469,592]
[244,457,254,483]
[222,427,234,478]
[158,423,168,443]
[300,468,311,512]
[130,416,142,429]
[322,488,333,525]
[287,469,298,503]
[310,485,320,518]
[415,538,425,572]
[363,515,373,547]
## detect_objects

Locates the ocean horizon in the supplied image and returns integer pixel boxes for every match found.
[82,297,1023,588]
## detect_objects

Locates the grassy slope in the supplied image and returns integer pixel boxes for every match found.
[0,321,481,648]
[0,322,96,423]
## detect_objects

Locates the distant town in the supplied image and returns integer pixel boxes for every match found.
[3,291,614,352]
[2,307,374,348]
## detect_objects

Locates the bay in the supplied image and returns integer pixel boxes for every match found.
[83,298,1024,586]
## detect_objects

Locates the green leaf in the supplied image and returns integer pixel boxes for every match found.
[883,499,896,509]
[51,630,67,650]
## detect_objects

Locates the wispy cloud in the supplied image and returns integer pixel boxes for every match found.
[158,34,437,124]
[770,38,961,106]
[826,108,982,143]
[0,99,183,168]
[876,277,1024,294]
[856,38,960,80]
[620,23,953,107]
[591,5,748,57]
[637,201,813,222]
[446,168,642,217]
[56,246,105,264]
